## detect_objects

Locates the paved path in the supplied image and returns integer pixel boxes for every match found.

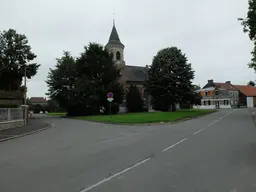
[0,109,256,192]
[0,118,49,140]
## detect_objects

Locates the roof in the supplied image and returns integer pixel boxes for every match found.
[214,82,238,91]
[201,87,215,91]
[29,97,47,103]
[123,65,148,82]
[106,23,124,47]
[233,85,256,96]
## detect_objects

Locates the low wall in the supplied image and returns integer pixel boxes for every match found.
[193,105,232,109]
[0,108,25,131]
[0,119,25,131]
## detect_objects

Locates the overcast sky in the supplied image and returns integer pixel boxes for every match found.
[0,0,254,97]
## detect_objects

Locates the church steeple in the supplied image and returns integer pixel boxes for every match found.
[105,21,125,67]
[106,21,124,48]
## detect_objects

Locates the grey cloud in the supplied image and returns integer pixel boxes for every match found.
[0,0,254,97]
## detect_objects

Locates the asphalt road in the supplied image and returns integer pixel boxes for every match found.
[0,109,256,192]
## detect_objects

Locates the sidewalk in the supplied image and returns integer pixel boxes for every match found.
[0,119,50,141]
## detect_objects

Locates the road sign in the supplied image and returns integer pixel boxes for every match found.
[107,92,113,98]
[107,98,114,102]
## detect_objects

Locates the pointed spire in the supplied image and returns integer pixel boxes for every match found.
[106,20,124,47]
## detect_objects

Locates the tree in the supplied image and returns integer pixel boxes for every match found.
[46,43,124,116]
[75,43,124,115]
[126,85,143,112]
[248,80,255,86]
[145,47,195,111]
[0,29,40,90]
[45,99,59,112]
[32,104,42,114]
[238,0,256,70]
[46,51,79,115]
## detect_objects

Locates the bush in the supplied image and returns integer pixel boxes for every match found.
[32,104,42,113]
[104,103,119,115]
[126,85,143,112]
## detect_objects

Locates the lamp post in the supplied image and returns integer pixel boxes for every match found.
[24,64,27,105]
[23,64,28,125]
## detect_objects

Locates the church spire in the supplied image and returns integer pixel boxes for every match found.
[106,20,124,48]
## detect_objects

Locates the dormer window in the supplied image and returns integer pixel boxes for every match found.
[116,51,121,60]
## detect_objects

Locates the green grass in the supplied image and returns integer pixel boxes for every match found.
[73,109,215,124]
[47,112,67,116]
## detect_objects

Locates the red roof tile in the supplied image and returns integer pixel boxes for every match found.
[214,82,238,91]
[233,85,256,96]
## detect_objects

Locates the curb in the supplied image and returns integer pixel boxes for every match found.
[0,124,55,143]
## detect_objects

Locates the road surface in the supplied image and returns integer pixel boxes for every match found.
[0,109,256,192]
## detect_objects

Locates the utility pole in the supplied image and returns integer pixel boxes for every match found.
[24,64,28,125]
[24,64,27,105]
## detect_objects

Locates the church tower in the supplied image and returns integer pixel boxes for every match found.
[105,21,126,68]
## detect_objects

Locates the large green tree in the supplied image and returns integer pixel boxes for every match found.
[46,43,124,116]
[46,51,80,115]
[239,0,256,70]
[145,47,195,111]
[126,85,143,112]
[75,43,124,114]
[0,29,40,90]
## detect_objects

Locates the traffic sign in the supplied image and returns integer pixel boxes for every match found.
[107,98,114,102]
[107,92,113,98]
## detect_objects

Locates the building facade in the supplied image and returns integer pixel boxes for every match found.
[198,80,239,109]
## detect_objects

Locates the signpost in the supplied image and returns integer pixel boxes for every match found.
[107,92,114,119]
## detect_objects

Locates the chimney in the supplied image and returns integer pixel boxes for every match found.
[208,79,213,83]
[225,81,231,84]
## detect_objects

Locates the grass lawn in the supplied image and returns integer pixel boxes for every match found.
[73,109,215,124]
[47,112,67,116]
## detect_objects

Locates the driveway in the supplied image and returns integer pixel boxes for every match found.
[0,109,256,192]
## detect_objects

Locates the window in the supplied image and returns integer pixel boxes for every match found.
[224,100,229,105]
[205,92,208,96]
[203,101,207,105]
[208,100,211,105]
[116,51,121,60]
[215,90,219,95]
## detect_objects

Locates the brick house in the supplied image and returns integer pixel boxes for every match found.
[198,80,239,109]
[233,85,256,107]
[29,97,47,106]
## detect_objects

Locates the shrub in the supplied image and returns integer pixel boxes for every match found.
[126,85,143,112]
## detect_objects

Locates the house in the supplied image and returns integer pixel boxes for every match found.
[105,22,151,112]
[29,97,47,106]
[197,80,239,109]
[233,85,256,107]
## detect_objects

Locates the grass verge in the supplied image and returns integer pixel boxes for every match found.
[73,109,215,124]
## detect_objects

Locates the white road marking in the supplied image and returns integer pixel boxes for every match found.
[162,138,188,152]
[208,120,219,126]
[80,157,151,192]
[193,128,204,135]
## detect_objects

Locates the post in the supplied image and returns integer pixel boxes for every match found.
[109,102,112,119]
[24,65,28,125]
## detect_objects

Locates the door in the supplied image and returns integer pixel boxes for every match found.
[215,101,220,109]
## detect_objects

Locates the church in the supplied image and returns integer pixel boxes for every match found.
[105,22,149,110]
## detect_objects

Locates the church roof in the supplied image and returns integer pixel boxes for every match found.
[106,23,124,47]
[123,65,148,82]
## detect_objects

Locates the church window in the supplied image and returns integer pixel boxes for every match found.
[116,51,121,60]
